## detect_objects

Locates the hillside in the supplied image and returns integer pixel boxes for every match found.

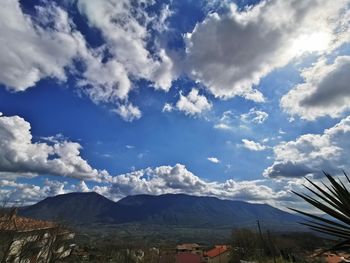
[20,192,304,231]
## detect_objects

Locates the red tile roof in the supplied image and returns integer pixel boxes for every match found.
[205,245,229,258]
[0,214,57,232]
[175,253,201,263]
[326,254,350,263]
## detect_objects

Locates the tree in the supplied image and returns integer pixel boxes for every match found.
[291,172,350,251]
[231,228,261,261]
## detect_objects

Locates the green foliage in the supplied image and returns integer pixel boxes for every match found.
[230,228,327,262]
[231,228,262,260]
[291,171,350,251]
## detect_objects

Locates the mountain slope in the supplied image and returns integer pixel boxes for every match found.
[112,194,301,229]
[20,192,116,224]
[20,192,303,230]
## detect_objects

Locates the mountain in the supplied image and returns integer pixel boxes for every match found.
[20,192,116,224]
[20,192,304,231]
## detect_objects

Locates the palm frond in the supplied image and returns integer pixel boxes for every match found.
[291,172,350,252]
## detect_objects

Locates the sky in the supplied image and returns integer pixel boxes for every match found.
[0,0,350,211]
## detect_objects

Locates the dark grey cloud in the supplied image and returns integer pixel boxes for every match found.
[185,0,348,101]
[282,56,350,120]
[264,115,350,178]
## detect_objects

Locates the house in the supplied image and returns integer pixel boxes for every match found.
[0,210,75,262]
[176,243,203,257]
[176,252,203,263]
[177,243,201,252]
[204,245,230,263]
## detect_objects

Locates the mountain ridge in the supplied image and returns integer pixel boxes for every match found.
[19,192,305,231]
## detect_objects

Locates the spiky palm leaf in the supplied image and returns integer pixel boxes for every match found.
[291,171,350,251]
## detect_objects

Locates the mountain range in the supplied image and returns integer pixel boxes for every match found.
[19,192,305,231]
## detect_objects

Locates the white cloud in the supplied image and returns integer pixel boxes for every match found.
[0,0,179,122]
[176,88,212,116]
[112,103,142,122]
[0,161,300,210]
[1,0,349,124]
[278,129,286,135]
[0,0,85,91]
[241,108,269,124]
[241,139,267,151]
[213,110,235,131]
[76,0,177,92]
[162,103,174,113]
[151,4,174,32]
[164,88,212,116]
[0,179,67,205]
[281,56,350,120]
[78,57,132,103]
[74,181,90,192]
[0,179,94,205]
[207,157,220,163]
[213,110,254,132]
[73,0,177,106]
[103,163,287,202]
[264,115,350,178]
[185,0,349,101]
[214,123,232,130]
[0,114,108,181]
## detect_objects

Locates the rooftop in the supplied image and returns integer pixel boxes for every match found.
[0,213,57,232]
[176,243,201,251]
[205,245,229,258]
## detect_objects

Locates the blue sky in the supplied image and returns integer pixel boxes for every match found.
[1,0,350,210]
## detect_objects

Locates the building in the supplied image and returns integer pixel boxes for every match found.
[176,243,203,257]
[176,253,203,263]
[0,210,75,263]
[325,253,350,263]
[204,245,230,263]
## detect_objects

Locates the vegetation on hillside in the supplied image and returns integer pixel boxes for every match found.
[230,227,327,262]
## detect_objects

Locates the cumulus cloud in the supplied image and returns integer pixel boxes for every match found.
[112,103,142,122]
[185,0,349,101]
[74,181,90,192]
[0,0,178,121]
[2,0,349,124]
[0,179,94,205]
[207,157,220,163]
[0,114,108,181]
[0,160,295,209]
[74,0,177,106]
[176,89,212,115]
[281,56,350,120]
[0,179,67,205]
[165,88,212,116]
[76,0,177,92]
[264,115,350,178]
[101,163,287,202]
[0,0,130,114]
[0,0,85,91]
[241,139,267,151]
[241,108,269,124]
[78,57,132,103]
